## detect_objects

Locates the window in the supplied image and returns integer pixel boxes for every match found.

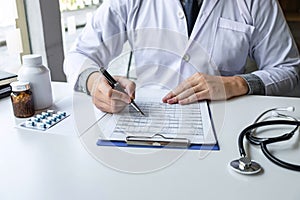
[0,0,26,73]
[59,0,101,54]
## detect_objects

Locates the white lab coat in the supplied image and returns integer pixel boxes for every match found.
[64,0,300,95]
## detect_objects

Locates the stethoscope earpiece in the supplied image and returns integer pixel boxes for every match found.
[276,106,295,112]
[230,157,262,175]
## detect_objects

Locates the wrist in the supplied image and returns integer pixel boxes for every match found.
[87,71,100,95]
[223,76,249,98]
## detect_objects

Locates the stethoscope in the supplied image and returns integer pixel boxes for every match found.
[230,107,300,175]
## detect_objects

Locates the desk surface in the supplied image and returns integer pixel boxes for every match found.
[0,82,300,200]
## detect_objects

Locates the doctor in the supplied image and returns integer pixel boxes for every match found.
[64,0,300,113]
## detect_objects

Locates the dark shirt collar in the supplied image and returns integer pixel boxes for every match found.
[181,0,202,6]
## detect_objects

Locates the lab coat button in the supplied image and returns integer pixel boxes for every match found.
[178,11,185,19]
[183,54,190,62]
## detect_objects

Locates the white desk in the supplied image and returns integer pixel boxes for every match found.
[0,82,300,200]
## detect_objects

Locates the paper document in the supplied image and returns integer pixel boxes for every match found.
[98,89,216,146]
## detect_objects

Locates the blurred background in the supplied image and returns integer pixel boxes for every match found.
[0,0,299,82]
[0,0,101,79]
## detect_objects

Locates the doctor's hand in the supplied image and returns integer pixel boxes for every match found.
[87,72,136,113]
[162,72,249,104]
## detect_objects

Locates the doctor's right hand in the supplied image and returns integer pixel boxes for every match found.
[87,72,136,113]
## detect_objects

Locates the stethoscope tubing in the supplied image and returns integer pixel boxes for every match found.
[232,109,300,174]
[238,120,300,157]
[260,142,300,171]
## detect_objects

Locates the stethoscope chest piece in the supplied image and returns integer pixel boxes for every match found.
[230,157,262,175]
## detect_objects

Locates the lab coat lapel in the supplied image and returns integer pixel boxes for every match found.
[185,0,219,75]
[190,0,219,39]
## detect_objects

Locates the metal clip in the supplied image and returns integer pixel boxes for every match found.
[126,134,190,148]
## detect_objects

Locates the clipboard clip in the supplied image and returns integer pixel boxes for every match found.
[126,134,190,148]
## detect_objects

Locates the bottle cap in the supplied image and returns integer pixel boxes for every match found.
[10,81,31,92]
[22,54,43,67]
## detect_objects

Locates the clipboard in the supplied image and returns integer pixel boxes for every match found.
[96,91,220,150]
[96,106,219,150]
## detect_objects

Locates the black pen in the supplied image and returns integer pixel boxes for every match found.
[99,67,145,116]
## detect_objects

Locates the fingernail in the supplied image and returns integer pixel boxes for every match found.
[167,98,176,104]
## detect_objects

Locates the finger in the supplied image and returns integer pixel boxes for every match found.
[92,86,128,113]
[109,99,128,113]
[175,82,208,102]
[166,87,195,104]
[93,97,128,113]
[172,78,195,96]
[115,76,136,99]
[178,90,210,105]
[162,82,193,103]
[174,87,197,102]
[111,89,131,104]
[162,91,176,103]
[98,76,131,104]
[93,77,130,112]
[162,75,199,103]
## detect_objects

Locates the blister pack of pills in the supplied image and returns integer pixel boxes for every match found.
[19,110,70,131]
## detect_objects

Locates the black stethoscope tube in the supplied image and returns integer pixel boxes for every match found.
[238,120,300,158]
[260,142,300,171]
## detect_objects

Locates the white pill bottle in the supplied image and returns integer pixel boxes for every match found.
[18,54,53,110]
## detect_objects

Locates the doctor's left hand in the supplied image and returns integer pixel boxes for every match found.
[162,72,249,104]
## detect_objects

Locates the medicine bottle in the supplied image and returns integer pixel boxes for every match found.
[10,81,35,118]
[18,54,53,110]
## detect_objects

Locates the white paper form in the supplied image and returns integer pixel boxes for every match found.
[99,89,216,145]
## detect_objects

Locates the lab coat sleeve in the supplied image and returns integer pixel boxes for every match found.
[249,0,300,95]
[63,0,128,88]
